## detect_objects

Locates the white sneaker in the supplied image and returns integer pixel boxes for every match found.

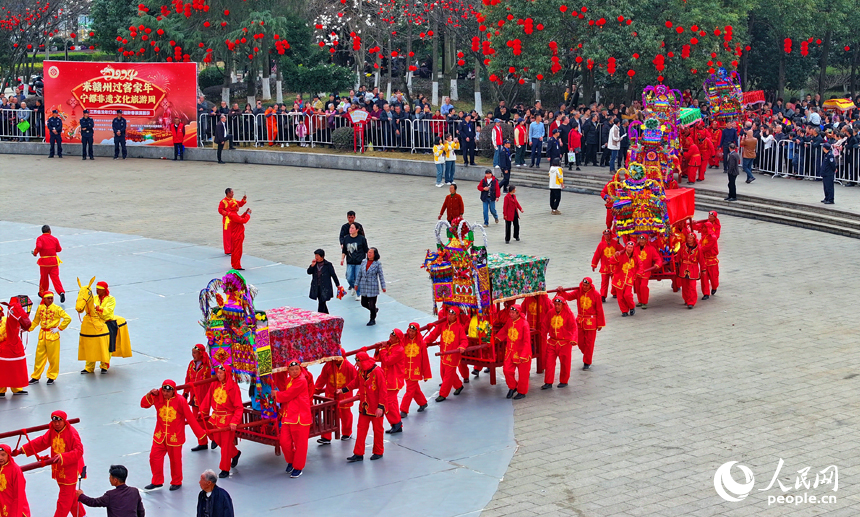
[348,287,355,296]
[354,294,361,301]
[436,183,443,187]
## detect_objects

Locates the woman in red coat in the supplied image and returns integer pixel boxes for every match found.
[0,444,30,517]
[0,297,32,395]
[276,360,313,478]
[498,304,531,399]
[541,296,577,389]
[677,232,704,308]
[314,348,356,444]
[344,351,387,462]
[399,323,431,415]
[558,278,605,370]
[200,365,244,478]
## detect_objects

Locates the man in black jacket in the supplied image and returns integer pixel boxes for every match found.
[112,110,127,160]
[719,121,738,172]
[599,118,612,166]
[46,109,63,158]
[197,470,233,517]
[77,464,145,517]
[498,140,513,192]
[582,114,600,166]
[819,142,836,204]
[79,109,94,160]
[458,114,476,166]
[214,114,234,164]
[308,249,340,314]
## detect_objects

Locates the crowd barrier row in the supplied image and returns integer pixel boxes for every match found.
[753,138,859,184]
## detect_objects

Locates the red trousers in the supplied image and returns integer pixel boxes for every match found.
[55,483,86,517]
[39,265,64,296]
[211,429,238,472]
[191,405,208,445]
[709,153,721,167]
[686,165,699,182]
[400,380,428,413]
[577,328,596,365]
[354,414,384,456]
[439,364,463,397]
[605,208,613,228]
[383,389,402,425]
[222,226,232,254]
[458,362,470,380]
[279,423,310,470]
[503,361,530,394]
[544,343,572,384]
[698,160,708,181]
[634,276,650,305]
[616,284,634,313]
[599,273,616,298]
[680,277,698,306]
[230,233,244,269]
[701,264,719,294]
[149,441,183,486]
[322,407,354,440]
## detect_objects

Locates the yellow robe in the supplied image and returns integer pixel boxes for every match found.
[29,303,72,380]
[94,295,133,359]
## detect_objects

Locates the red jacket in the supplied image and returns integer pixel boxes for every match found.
[543,303,577,344]
[609,250,639,288]
[684,143,702,167]
[200,377,244,427]
[502,192,523,221]
[425,319,468,367]
[276,373,312,425]
[698,135,715,159]
[477,176,501,200]
[567,128,582,150]
[700,231,719,266]
[227,210,250,239]
[345,366,387,416]
[0,447,29,517]
[183,357,212,407]
[315,358,357,408]
[33,233,62,267]
[439,193,465,222]
[521,294,550,330]
[678,242,704,279]
[636,244,663,280]
[141,389,207,446]
[402,327,432,381]
[501,316,531,366]
[170,122,185,144]
[374,334,406,391]
[22,414,83,485]
[592,238,620,274]
[558,279,606,330]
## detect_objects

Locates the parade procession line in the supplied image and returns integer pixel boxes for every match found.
[0,221,515,516]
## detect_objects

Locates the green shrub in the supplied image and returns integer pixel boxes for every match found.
[198,67,225,90]
[332,126,355,151]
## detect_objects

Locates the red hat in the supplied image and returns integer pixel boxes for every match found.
[96,281,108,290]
[355,351,375,370]
[161,379,177,389]
[51,410,67,421]
[193,344,206,352]
[0,443,10,456]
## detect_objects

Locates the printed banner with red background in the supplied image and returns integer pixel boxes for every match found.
[43,61,197,147]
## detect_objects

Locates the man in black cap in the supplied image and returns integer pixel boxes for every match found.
[819,142,836,204]
[112,109,127,159]
[46,109,63,158]
[79,109,94,160]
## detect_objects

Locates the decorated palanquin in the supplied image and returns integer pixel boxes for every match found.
[422,219,552,382]
[198,270,343,451]
[704,68,743,128]
[627,84,683,188]
[605,162,695,281]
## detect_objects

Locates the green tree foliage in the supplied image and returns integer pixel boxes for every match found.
[90,0,137,54]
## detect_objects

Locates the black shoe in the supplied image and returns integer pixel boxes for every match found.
[90,157,94,160]
[582,364,590,370]
[82,157,87,160]
[629,308,635,316]
[711,289,717,295]
[540,383,552,390]
[144,484,163,490]
[173,158,178,161]
[687,305,694,309]
[191,444,208,452]
[515,237,520,241]
[824,200,834,205]
[28,378,39,385]
[169,484,182,491]
[453,386,464,395]
[702,295,710,300]
[211,441,219,450]
[435,396,446,402]
[218,160,226,164]
[484,367,490,373]
[12,389,27,396]
[513,393,526,400]
[602,297,606,302]
[472,369,480,377]
[506,389,516,399]
[231,450,241,468]
[0,393,4,397]
[612,294,617,298]
[347,454,364,463]
[218,470,229,478]
[101,368,108,374]
[388,422,403,434]
[317,438,331,445]
[417,404,428,412]
[576,167,581,171]
[81,369,91,374]
[47,379,55,385]
[284,463,293,472]
[290,469,303,478]
[370,454,383,460]
[59,292,65,303]
[366,320,376,326]
[557,383,568,388]
[341,435,351,440]
[400,411,408,418]
[462,378,469,384]
[621,312,628,317]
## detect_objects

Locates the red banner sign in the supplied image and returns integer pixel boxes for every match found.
[43,61,197,146]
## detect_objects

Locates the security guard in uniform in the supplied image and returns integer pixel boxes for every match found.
[46,109,63,158]
[820,142,837,204]
[112,109,127,159]
[79,109,94,160]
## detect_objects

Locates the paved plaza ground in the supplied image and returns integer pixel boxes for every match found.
[2,154,860,516]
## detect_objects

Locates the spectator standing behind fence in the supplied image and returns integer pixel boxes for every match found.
[458,114,476,166]
[492,119,504,169]
[528,114,545,168]
[514,120,527,167]
[583,114,600,166]
[76,464,145,517]
[112,110,128,160]
[356,248,386,326]
[444,134,459,184]
[503,185,523,243]
[740,130,757,184]
[725,143,740,201]
[607,119,622,173]
[433,137,446,187]
[567,124,582,171]
[499,140,513,192]
[16,101,30,142]
[819,142,836,204]
[197,470,234,517]
[46,109,63,158]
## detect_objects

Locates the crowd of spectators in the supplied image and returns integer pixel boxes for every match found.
[0,90,45,141]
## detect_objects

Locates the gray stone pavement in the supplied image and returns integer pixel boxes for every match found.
[2,154,860,515]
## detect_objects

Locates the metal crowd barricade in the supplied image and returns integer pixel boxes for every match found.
[197,113,218,146]
[230,113,259,147]
[0,108,42,142]
[363,118,409,152]
[411,118,445,153]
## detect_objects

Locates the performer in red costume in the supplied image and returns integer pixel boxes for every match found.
[0,443,30,517]
[677,232,704,309]
[16,410,86,517]
[200,365,244,478]
[183,344,212,451]
[521,294,550,371]
[314,348,356,444]
[498,304,531,399]
[227,207,252,270]
[33,225,65,301]
[345,351,387,462]
[694,211,722,239]
[591,230,620,302]
[375,330,405,434]
[683,137,701,184]
[218,188,247,254]
[541,296,576,389]
[424,308,467,402]
[708,121,722,168]
[609,241,639,316]
[558,278,605,370]
[697,130,715,181]
[699,222,720,299]
[141,379,207,490]
[276,360,313,478]
[0,297,32,396]
[400,322,432,415]
[634,235,663,310]
[600,180,616,228]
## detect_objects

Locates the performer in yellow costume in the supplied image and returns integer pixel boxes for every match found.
[28,292,72,384]
[83,281,132,373]
[78,278,132,374]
